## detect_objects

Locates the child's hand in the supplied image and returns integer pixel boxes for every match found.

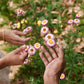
[39,45,66,84]
[0,46,27,69]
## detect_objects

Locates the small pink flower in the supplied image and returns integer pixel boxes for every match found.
[46,39,55,47]
[41,26,49,35]
[45,34,55,41]
[28,46,36,55]
[25,26,32,33]
[17,9,24,16]
[67,19,73,25]
[65,78,68,81]
[25,45,30,52]
[41,19,48,25]
[12,23,17,29]
[76,13,81,18]
[60,73,65,80]
[34,42,41,49]
[24,59,29,65]
[74,19,80,24]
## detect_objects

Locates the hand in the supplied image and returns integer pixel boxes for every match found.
[39,45,66,84]
[0,46,27,69]
[4,30,30,45]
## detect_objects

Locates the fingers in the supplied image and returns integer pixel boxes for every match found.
[14,30,26,35]
[13,46,25,54]
[39,52,48,66]
[54,45,64,59]
[15,36,31,44]
[11,41,25,45]
[41,46,53,62]
[47,46,57,58]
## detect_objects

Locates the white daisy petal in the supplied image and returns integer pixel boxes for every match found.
[46,39,55,47]
[67,19,73,25]
[41,19,48,25]
[74,19,80,24]
[76,14,81,18]
[28,46,36,55]
[25,26,32,33]
[45,34,55,41]
[41,26,49,35]
[34,43,41,49]
[25,45,30,52]
[60,73,65,80]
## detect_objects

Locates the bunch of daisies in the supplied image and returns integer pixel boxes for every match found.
[67,13,81,25]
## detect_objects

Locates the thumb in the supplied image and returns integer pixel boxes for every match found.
[13,46,25,54]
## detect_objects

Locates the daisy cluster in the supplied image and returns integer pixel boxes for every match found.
[68,13,81,25]
[41,20,56,47]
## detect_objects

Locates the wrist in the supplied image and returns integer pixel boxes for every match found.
[44,73,59,84]
[0,57,8,69]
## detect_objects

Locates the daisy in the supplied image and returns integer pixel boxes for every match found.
[45,34,55,41]
[25,45,30,52]
[60,73,65,80]
[28,46,36,55]
[17,9,24,16]
[67,19,73,25]
[74,19,80,24]
[12,23,17,29]
[34,42,41,49]
[76,13,81,18]
[41,26,49,35]
[23,29,27,34]
[24,59,29,65]
[57,40,67,49]
[41,19,48,25]
[25,26,32,33]
[46,39,55,47]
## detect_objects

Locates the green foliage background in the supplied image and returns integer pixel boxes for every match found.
[0,0,84,84]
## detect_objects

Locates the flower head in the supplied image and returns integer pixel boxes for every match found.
[17,22,20,29]
[74,19,80,24]
[76,13,81,18]
[67,19,73,25]
[41,19,48,25]
[41,26,49,35]
[17,9,24,16]
[21,19,25,24]
[37,20,41,26]
[24,59,29,65]
[57,40,67,49]
[34,42,41,49]
[54,29,58,34]
[45,34,55,41]
[46,39,55,47]
[60,73,65,80]
[12,23,17,29]
[28,46,36,55]
[25,26,32,33]
[25,45,30,52]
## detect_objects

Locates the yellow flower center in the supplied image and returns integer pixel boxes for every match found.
[24,59,27,62]
[25,46,27,49]
[30,49,34,52]
[43,20,46,23]
[47,35,51,39]
[70,20,72,22]
[43,28,46,31]
[60,74,64,78]
[76,19,78,21]
[48,40,53,44]
[18,9,20,12]
[27,28,30,30]
[35,44,39,47]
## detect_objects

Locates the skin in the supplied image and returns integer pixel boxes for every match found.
[0,30,30,69]
[39,45,66,84]
[0,46,27,69]
[0,30,30,45]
